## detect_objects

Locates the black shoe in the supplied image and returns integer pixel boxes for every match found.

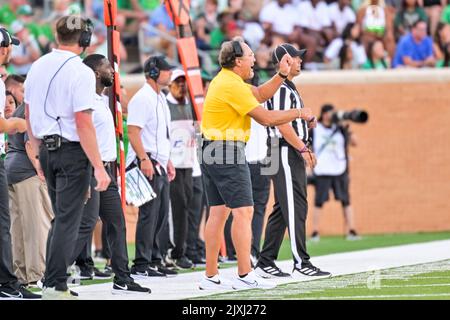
[0,284,41,299]
[346,229,362,241]
[190,256,206,266]
[131,266,166,279]
[255,263,291,278]
[103,264,113,276]
[173,256,193,269]
[293,265,331,278]
[93,267,112,279]
[310,231,320,242]
[78,265,94,280]
[155,264,178,277]
[112,281,151,295]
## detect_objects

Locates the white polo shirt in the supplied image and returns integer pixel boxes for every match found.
[245,119,267,163]
[297,1,332,31]
[328,3,356,35]
[259,1,299,36]
[0,80,5,155]
[126,83,171,170]
[24,49,96,141]
[93,94,117,162]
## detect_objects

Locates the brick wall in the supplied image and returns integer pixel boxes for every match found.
[122,69,450,240]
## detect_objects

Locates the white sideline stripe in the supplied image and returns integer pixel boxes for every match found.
[73,239,450,300]
[300,293,450,300]
[281,147,303,266]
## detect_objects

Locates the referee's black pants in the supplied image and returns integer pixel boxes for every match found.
[71,166,132,284]
[169,168,193,259]
[258,145,311,269]
[0,159,19,288]
[133,160,170,270]
[40,143,91,290]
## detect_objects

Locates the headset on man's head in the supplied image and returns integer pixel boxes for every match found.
[221,40,244,68]
[144,56,167,80]
[79,18,93,49]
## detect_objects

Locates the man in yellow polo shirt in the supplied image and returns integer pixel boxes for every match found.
[199,37,314,291]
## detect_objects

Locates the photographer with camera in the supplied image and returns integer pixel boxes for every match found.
[310,104,366,241]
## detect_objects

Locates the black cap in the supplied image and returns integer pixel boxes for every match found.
[144,56,175,74]
[272,43,306,65]
[0,28,20,47]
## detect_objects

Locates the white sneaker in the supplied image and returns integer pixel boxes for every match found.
[42,287,78,300]
[232,270,277,290]
[199,274,233,290]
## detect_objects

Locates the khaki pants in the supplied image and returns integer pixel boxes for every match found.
[8,175,53,284]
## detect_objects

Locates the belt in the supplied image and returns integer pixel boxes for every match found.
[202,139,246,148]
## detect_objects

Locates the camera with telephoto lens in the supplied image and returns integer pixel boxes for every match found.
[332,109,369,124]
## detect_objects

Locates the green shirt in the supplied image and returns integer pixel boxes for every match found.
[118,0,159,11]
[362,60,388,70]
[209,27,225,49]
[0,5,16,26]
[442,5,450,24]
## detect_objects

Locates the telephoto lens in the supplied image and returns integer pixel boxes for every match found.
[332,109,369,123]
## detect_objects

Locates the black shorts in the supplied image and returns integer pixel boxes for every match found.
[314,173,350,207]
[200,140,254,209]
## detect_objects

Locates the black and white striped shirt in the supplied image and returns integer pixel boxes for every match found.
[265,79,308,143]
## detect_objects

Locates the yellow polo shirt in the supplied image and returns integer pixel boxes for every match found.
[201,68,259,142]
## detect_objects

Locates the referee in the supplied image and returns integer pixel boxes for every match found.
[255,44,331,279]
[199,37,313,290]
[0,27,40,299]
[25,16,110,299]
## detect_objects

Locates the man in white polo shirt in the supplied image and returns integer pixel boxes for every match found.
[0,27,40,300]
[25,16,110,299]
[69,54,151,295]
[127,55,176,278]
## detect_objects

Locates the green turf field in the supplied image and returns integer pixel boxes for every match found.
[199,259,450,300]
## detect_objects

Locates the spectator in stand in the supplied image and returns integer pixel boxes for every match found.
[295,0,336,60]
[4,91,17,119]
[328,0,357,35]
[362,39,391,68]
[259,0,318,62]
[239,10,265,51]
[209,10,234,49]
[421,0,447,37]
[0,0,27,27]
[357,0,396,58]
[146,1,177,59]
[15,5,54,54]
[393,19,436,67]
[394,0,428,40]
[9,20,41,75]
[0,66,8,80]
[324,22,367,68]
[193,0,219,50]
[436,41,450,65]
[433,22,450,62]
[338,42,360,68]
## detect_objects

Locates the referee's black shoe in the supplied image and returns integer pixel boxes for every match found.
[112,280,151,295]
[292,264,331,279]
[255,262,291,278]
[0,284,41,299]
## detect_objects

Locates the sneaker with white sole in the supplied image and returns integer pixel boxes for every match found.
[255,263,291,279]
[292,265,331,279]
[232,271,277,290]
[199,274,233,290]
[111,281,151,295]
[42,287,78,300]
